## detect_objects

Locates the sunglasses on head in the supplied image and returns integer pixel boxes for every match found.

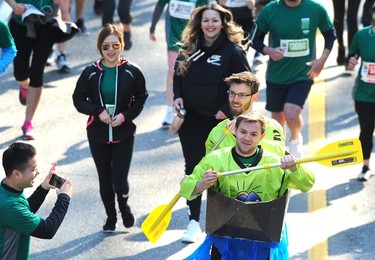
[101,43,121,51]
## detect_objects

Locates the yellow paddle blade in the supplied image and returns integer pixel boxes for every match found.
[142,193,181,243]
[298,138,363,167]
[141,204,172,243]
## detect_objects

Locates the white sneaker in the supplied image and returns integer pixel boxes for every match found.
[162,106,175,128]
[357,166,372,181]
[181,220,202,243]
[288,134,303,158]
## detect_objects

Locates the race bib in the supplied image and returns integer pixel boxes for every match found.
[105,104,115,117]
[280,38,309,58]
[169,0,196,20]
[360,61,375,83]
[223,0,248,8]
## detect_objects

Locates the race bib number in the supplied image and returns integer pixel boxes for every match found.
[360,61,375,83]
[169,0,196,20]
[106,104,115,117]
[280,38,309,58]
[224,0,248,8]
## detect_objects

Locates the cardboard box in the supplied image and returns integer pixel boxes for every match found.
[206,189,290,242]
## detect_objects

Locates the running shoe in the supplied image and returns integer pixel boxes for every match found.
[357,165,372,181]
[56,52,71,74]
[102,217,117,232]
[19,85,27,105]
[120,205,136,228]
[181,220,202,243]
[21,121,34,140]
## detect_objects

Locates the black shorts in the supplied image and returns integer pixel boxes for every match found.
[265,80,313,112]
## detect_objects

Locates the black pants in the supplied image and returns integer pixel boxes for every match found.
[89,139,134,218]
[102,0,133,26]
[8,19,56,87]
[332,0,361,49]
[355,101,375,160]
[178,110,222,221]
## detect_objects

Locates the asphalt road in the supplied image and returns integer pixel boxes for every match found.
[0,1,374,259]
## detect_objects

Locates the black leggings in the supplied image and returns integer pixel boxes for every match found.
[332,0,361,49]
[102,0,133,26]
[332,0,374,49]
[8,19,56,87]
[355,101,375,160]
[178,111,221,221]
[89,139,134,218]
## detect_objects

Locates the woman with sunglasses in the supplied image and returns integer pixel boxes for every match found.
[172,3,251,243]
[73,23,148,232]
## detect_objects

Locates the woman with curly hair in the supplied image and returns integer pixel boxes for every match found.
[172,3,251,243]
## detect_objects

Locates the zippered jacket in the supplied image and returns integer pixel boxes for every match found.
[73,59,148,142]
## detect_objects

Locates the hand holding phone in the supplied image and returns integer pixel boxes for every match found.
[49,173,66,189]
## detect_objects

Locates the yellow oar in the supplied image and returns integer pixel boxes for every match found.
[218,138,362,177]
[142,138,362,243]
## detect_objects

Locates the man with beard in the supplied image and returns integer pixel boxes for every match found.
[205,71,285,156]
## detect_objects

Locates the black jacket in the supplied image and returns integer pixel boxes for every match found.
[173,31,251,117]
[73,59,148,142]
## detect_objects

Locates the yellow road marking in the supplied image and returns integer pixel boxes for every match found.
[308,78,328,259]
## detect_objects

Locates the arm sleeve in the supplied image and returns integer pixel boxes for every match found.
[150,2,166,34]
[172,54,184,100]
[251,29,267,54]
[321,26,336,51]
[27,185,49,213]
[30,193,71,239]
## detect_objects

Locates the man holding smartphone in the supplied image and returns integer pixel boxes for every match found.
[0,142,73,259]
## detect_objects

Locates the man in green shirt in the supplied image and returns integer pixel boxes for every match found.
[252,0,336,158]
[0,142,73,259]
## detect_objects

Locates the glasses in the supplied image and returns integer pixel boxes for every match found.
[101,43,121,51]
[227,90,252,99]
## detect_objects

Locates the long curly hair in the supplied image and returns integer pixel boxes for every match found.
[176,3,247,76]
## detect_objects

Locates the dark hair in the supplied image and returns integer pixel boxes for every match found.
[224,71,260,95]
[97,23,124,57]
[235,112,266,134]
[2,142,36,176]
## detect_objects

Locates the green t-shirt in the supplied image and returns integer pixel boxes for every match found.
[159,0,209,51]
[0,185,41,260]
[256,0,333,84]
[205,116,285,156]
[180,147,315,202]
[100,63,116,105]
[349,26,375,103]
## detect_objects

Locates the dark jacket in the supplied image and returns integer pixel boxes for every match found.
[173,31,251,117]
[73,59,148,142]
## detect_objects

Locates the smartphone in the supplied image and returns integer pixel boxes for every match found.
[49,174,66,189]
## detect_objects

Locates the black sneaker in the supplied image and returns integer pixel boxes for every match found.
[120,205,135,228]
[102,217,117,232]
[123,31,132,50]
